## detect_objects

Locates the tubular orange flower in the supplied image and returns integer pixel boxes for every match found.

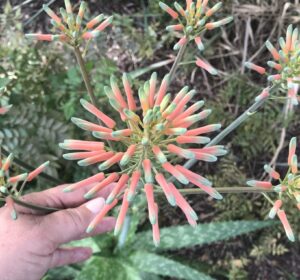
[247,137,300,242]
[245,25,300,106]
[60,72,226,246]
[0,152,49,219]
[160,0,233,74]
[25,1,113,46]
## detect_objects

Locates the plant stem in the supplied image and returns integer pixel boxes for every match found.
[73,46,115,151]
[73,47,98,107]
[11,196,59,214]
[182,86,276,171]
[154,187,272,195]
[269,100,290,167]
[169,41,188,82]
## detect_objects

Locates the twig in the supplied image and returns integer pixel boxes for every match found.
[169,41,188,82]
[154,187,272,195]
[269,100,290,167]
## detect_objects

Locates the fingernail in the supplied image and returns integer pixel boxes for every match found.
[85,197,105,214]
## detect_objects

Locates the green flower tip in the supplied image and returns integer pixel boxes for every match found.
[11,210,18,220]
[63,186,72,193]
[246,180,256,187]
[86,225,94,234]
[84,192,94,200]
[212,191,223,200]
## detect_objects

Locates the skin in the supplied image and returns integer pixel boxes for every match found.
[0,184,116,280]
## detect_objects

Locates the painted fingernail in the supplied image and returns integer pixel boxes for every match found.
[85,197,105,213]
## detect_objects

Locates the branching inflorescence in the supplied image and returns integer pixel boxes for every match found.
[247,137,300,242]
[60,73,227,245]
[160,0,233,75]
[18,0,299,244]
[245,25,300,106]
[25,0,112,46]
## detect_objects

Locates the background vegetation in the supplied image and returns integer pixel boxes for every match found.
[1,0,300,279]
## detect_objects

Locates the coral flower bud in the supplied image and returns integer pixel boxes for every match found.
[87,199,118,233]
[263,165,280,180]
[143,159,153,183]
[27,161,50,181]
[64,172,105,193]
[106,174,129,204]
[277,210,295,242]
[269,200,282,219]
[155,173,176,206]
[159,2,179,19]
[196,57,218,75]
[145,183,156,224]
[114,190,129,235]
[84,173,119,199]
[127,171,141,202]
[246,180,272,189]
[245,62,266,75]
[86,14,104,29]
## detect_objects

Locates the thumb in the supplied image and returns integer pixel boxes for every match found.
[42,197,115,245]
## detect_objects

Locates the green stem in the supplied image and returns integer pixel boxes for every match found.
[182,86,276,171]
[73,46,98,107]
[169,41,188,82]
[11,196,59,214]
[73,46,115,152]
[154,187,273,195]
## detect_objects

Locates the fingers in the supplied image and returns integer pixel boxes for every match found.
[18,183,116,214]
[42,197,116,245]
[49,247,92,268]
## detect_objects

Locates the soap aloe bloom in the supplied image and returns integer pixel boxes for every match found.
[0,153,49,220]
[247,137,300,242]
[245,25,300,106]
[160,0,233,75]
[25,0,113,46]
[60,72,226,246]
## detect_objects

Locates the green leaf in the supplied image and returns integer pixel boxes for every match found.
[68,237,101,253]
[76,256,140,280]
[130,251,215,280]
[133,220,274,251]
[43,266,79,280]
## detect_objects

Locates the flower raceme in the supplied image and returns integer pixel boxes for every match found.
[245,25,300,106]
[25,0,113,46]
[247,137,300,242]
[0,153,49,219]
[160,0,233,75]
[60,72,226,246]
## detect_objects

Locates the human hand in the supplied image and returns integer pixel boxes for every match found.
[0,184,116,280]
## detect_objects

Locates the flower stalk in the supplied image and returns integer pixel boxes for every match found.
[73,46,98,108]
[155,186,273,195]
[181,85,278,172]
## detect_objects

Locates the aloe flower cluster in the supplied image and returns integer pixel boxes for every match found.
[247,137,300,242]
[0,153,49,219]
[245,25,300,106]
[60,73,226,245]
[25,0,113,45]
[159,0,233,75]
